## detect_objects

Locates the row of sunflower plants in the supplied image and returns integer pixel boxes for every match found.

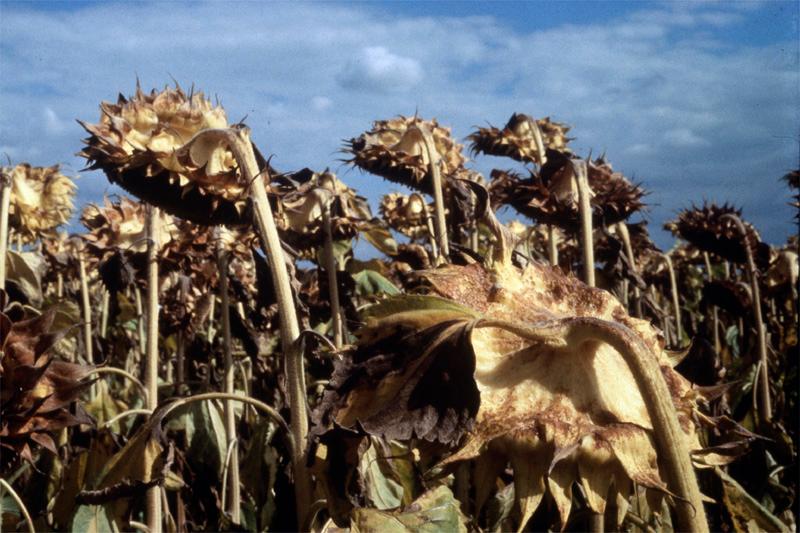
[0,84,796,532]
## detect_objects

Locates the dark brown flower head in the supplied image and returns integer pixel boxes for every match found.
[344,115,466,195]
[487,155,646,232]
[3,163,76,244]
[783,170,799,219]
[79,84,277,226]
[0,295,95,463]
[665,202,763,265]
[702,280,752,317]
[468,113,572,165]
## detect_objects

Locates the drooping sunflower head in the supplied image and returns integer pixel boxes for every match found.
[665,202,763,265]
[379,192,430,240]
[344,115,466,194]
[81,196,176,256]
[4,163,76,243]
[79,84,273,225]
[313,245,716,529]
[468,113,572,165]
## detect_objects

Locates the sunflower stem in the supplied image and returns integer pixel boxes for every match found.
[547,225,558,266]
[720,214,771,423]
[661,253,683,347]
[703,252,721,355]
[0,478,35,533]
[144,203,162,533]
[217,233,241,523]
[0,176,10,291]
[616,223,642,317]
[99,289,110,339]
[321,197,343,349]
[86,367,149,402]
[184,128,309,525]
[78,252,93,366]
[573,160,595,287]
[416,125,449,262]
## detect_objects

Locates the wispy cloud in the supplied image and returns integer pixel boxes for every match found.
[0,1,796,247]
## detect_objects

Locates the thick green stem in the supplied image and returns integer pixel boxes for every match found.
[181,128,309,524]
[721,214,771,423]
[661,253,683,346]
[86,367,148,402]
[0,178,10,290]
[145,204,161,533]
[100,290,110,339]
[573,160,595,287]
[477,317,709,532]
[321,198,343,348]
[217,235,241,523]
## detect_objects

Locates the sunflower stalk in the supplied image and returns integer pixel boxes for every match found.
[0,175,10,290]
[703,252,721,354]
[721,213,771,423]
[661,253,683,347]
[78,251,93,366]
[144,203,162,533]
[573,160,595,287]
[180,128,310,524]
[217,232,241,523]
[415,125,449,262]
[547,225,558,266]
[321,194,343,348]
[616,223,642,317]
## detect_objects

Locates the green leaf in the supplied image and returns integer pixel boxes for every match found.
[717,467,789,532]
[351,485,467,533]
[70,505,116,533]
[352,269,401,297]
[361,294,479,321]
[359,438,404,510]
[360,221,399,256]
[6,250,44,306]
[166,400,228,477]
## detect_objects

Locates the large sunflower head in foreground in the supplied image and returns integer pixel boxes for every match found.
[313,241,717,529]
[344,115,466,194]
[79,84,274,225]
[4,163,76,243]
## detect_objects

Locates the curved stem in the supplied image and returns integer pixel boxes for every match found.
[720,214,771,423]
[179,128,308,524]
[661,253,683,347]
[0,478,35,533]
[415,125,449,261]
[144,204,161,533]
[476,317,709,532]
[86,367,149,403]
[102,408,153,429]
[573,160,595,287]
[162,392,295,459]
[217,233,240,523]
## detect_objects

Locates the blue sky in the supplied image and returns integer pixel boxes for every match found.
[0,0,797,251]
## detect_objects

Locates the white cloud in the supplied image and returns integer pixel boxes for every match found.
[44,106,67,134]
[336,46,423,92]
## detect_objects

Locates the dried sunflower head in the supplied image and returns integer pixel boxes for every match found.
[468,113,572,165]
[783,169,799,219]
[665,203,763,265]
[313,241,714,529]
[79,84,275,225]
[4,163,76,243]
[488,156,645,233]
[81,196,176,256]
[379,192,430,240]
[0,295,94,463]
[344,115,466,195]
